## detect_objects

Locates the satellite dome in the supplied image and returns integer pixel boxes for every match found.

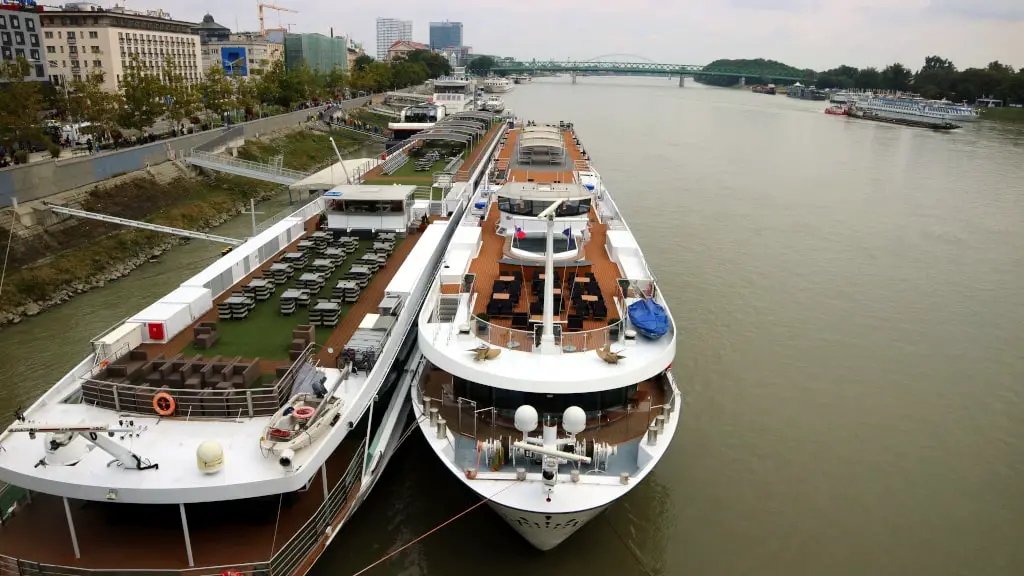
[514,405,538,433]
[196,441,224,474]
[562,406,586,434]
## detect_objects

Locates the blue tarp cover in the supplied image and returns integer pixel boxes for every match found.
[628,299,669,339]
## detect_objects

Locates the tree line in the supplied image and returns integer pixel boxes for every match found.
[0,48,452,160]
[697,56,1024,104]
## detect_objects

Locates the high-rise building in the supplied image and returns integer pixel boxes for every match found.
[428,21,462,51]
[375,17,411,60]
[39,5,202,92]
[0,3,47,82]
[284,33,348,73]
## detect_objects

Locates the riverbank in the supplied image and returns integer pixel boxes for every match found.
[0,129,380,327]
[981,107,1024,124]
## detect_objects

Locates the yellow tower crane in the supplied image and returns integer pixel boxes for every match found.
[258,2,298,36]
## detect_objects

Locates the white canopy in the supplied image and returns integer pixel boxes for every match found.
[324,184,416,202]
[289,158,375,192]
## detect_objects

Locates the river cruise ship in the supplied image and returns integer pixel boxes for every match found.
[0,113,505,576]
[483,76,515,93]
[411,119,680,550]
[389,68,477,146]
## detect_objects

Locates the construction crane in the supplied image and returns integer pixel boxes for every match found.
[258,2,298,36]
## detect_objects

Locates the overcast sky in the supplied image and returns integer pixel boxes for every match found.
[123,0,1023,70]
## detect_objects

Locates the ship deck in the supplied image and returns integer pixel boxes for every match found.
[470,126,622,342]
[422,369,667,447]
[137,216,423,374]
[0,439,362,571]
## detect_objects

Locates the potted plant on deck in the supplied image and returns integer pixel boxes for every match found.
[419,214,429,232]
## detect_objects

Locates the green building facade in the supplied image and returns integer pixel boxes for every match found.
[284,33,348,72]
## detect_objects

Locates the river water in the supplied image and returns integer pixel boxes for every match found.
[3,77,1024,575]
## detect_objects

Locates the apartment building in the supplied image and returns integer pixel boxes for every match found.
[40,6,202,92]
[0,3,47,82]
[200,33,283,78]
[375,17,410,61]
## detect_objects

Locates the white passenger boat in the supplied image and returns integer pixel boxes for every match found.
[411,119,679,550]
[483,76,514,93]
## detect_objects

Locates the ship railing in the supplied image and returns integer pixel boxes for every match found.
[472,317,536,353]
[0,555,271,576]
[268,438,366,576]
[558,320,623,353]
[81,345,318,419]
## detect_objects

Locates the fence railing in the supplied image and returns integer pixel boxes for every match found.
[268,438,366,576]
[473,317,536,352]
[559,321,621,353]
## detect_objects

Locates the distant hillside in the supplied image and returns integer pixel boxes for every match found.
[695,58,813,86]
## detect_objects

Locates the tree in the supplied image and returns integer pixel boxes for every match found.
[162,56,201,128]
[468,55,496,75]
[199,64,235,122]
[403,49,452,78]
[879,63,913,92]
[234,76,260,119]
[391,61,429,89]
[0,57,45,150]
[118,54,166,132]
[855,67,882,89]
[353,54,374,72]
[914,55,957,99]
[68,70,120,138]
[255,60,285,106]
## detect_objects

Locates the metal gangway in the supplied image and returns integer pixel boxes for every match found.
[44,203,245,245]
[183,150,311,185]
[324,120,389,143]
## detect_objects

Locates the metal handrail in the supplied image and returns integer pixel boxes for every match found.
[472,316,536,352]
[559,320,622,353]
[187,150,311,180]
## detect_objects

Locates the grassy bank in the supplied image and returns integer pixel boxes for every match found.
[980,107,1024,124]
[0,128,360,323]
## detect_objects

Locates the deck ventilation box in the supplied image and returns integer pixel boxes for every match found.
[378,294,404,317]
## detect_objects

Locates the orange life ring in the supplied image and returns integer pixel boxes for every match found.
[293,406,316,420]
[153,392,176,416]
[99,360,110,368]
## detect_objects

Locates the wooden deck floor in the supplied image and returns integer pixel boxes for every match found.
[506,127,583,184]
[424,369,666,446]
[0,440,362,570]
[468,202,622,332]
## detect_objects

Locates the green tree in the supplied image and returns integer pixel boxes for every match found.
[403,49,452,78]
[199,64,235,122]
[280,63,319,105]
[914,55,957,99]
[353,54,374,72]
[468,55,496,75]
[879,63,913,92]
[118,54,166,132]
[255,60,285,106]
[0,57,44,150]
[391,61,429,88]
[162,56,201,128]
[68,70,121,138]
[854,67,882,89]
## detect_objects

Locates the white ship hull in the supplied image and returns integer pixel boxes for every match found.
[489,502,609,550]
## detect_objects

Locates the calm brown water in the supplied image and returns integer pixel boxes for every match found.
[3,77,1023,575]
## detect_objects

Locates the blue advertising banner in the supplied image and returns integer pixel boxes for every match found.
[221,46,248,76]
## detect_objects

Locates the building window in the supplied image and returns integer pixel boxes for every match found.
[0,16,6,30]
[89,31,98,39]
[0,32,9,45]
[48,59,56,67]
[44,31,52,39]
[91,46,99,53]
[14,48,24,58]
[9,16,18,29]
[73,73,81,81]
[0,47,10,61]
[67,31,75,39]
[29,33,38,47]
[69,46,77,54]
[14,31,23,45]
[46,45,55,54]
[93,59,101,68]
[29,48,38,61]
[25,18,34,32]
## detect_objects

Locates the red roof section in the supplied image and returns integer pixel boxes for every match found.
[388,40,429,51]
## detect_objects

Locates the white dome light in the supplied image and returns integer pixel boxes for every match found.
[514,405,538,433]
[562,406,586,435]
[196,441,224,474]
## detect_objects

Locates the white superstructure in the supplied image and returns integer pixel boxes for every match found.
[483,76,514,93]
[853,96,979,124]
[412,120,679,550]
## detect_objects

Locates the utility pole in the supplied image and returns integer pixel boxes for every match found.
[241,198,264,236]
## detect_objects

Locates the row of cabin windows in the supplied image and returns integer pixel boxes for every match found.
[452,376,639,419]
[497,197,592,217]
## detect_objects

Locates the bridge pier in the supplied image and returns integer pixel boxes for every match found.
[571,70,577,84]
[679,75,685,88]
[739,76,746,87]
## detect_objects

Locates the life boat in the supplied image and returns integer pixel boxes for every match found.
[825,105,848,116]
[259,392,344,456]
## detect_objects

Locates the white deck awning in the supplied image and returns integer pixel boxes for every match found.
[323,184,416,201]
[289,158,375,192]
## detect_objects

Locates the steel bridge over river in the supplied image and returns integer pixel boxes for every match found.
[491,54,804,86]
